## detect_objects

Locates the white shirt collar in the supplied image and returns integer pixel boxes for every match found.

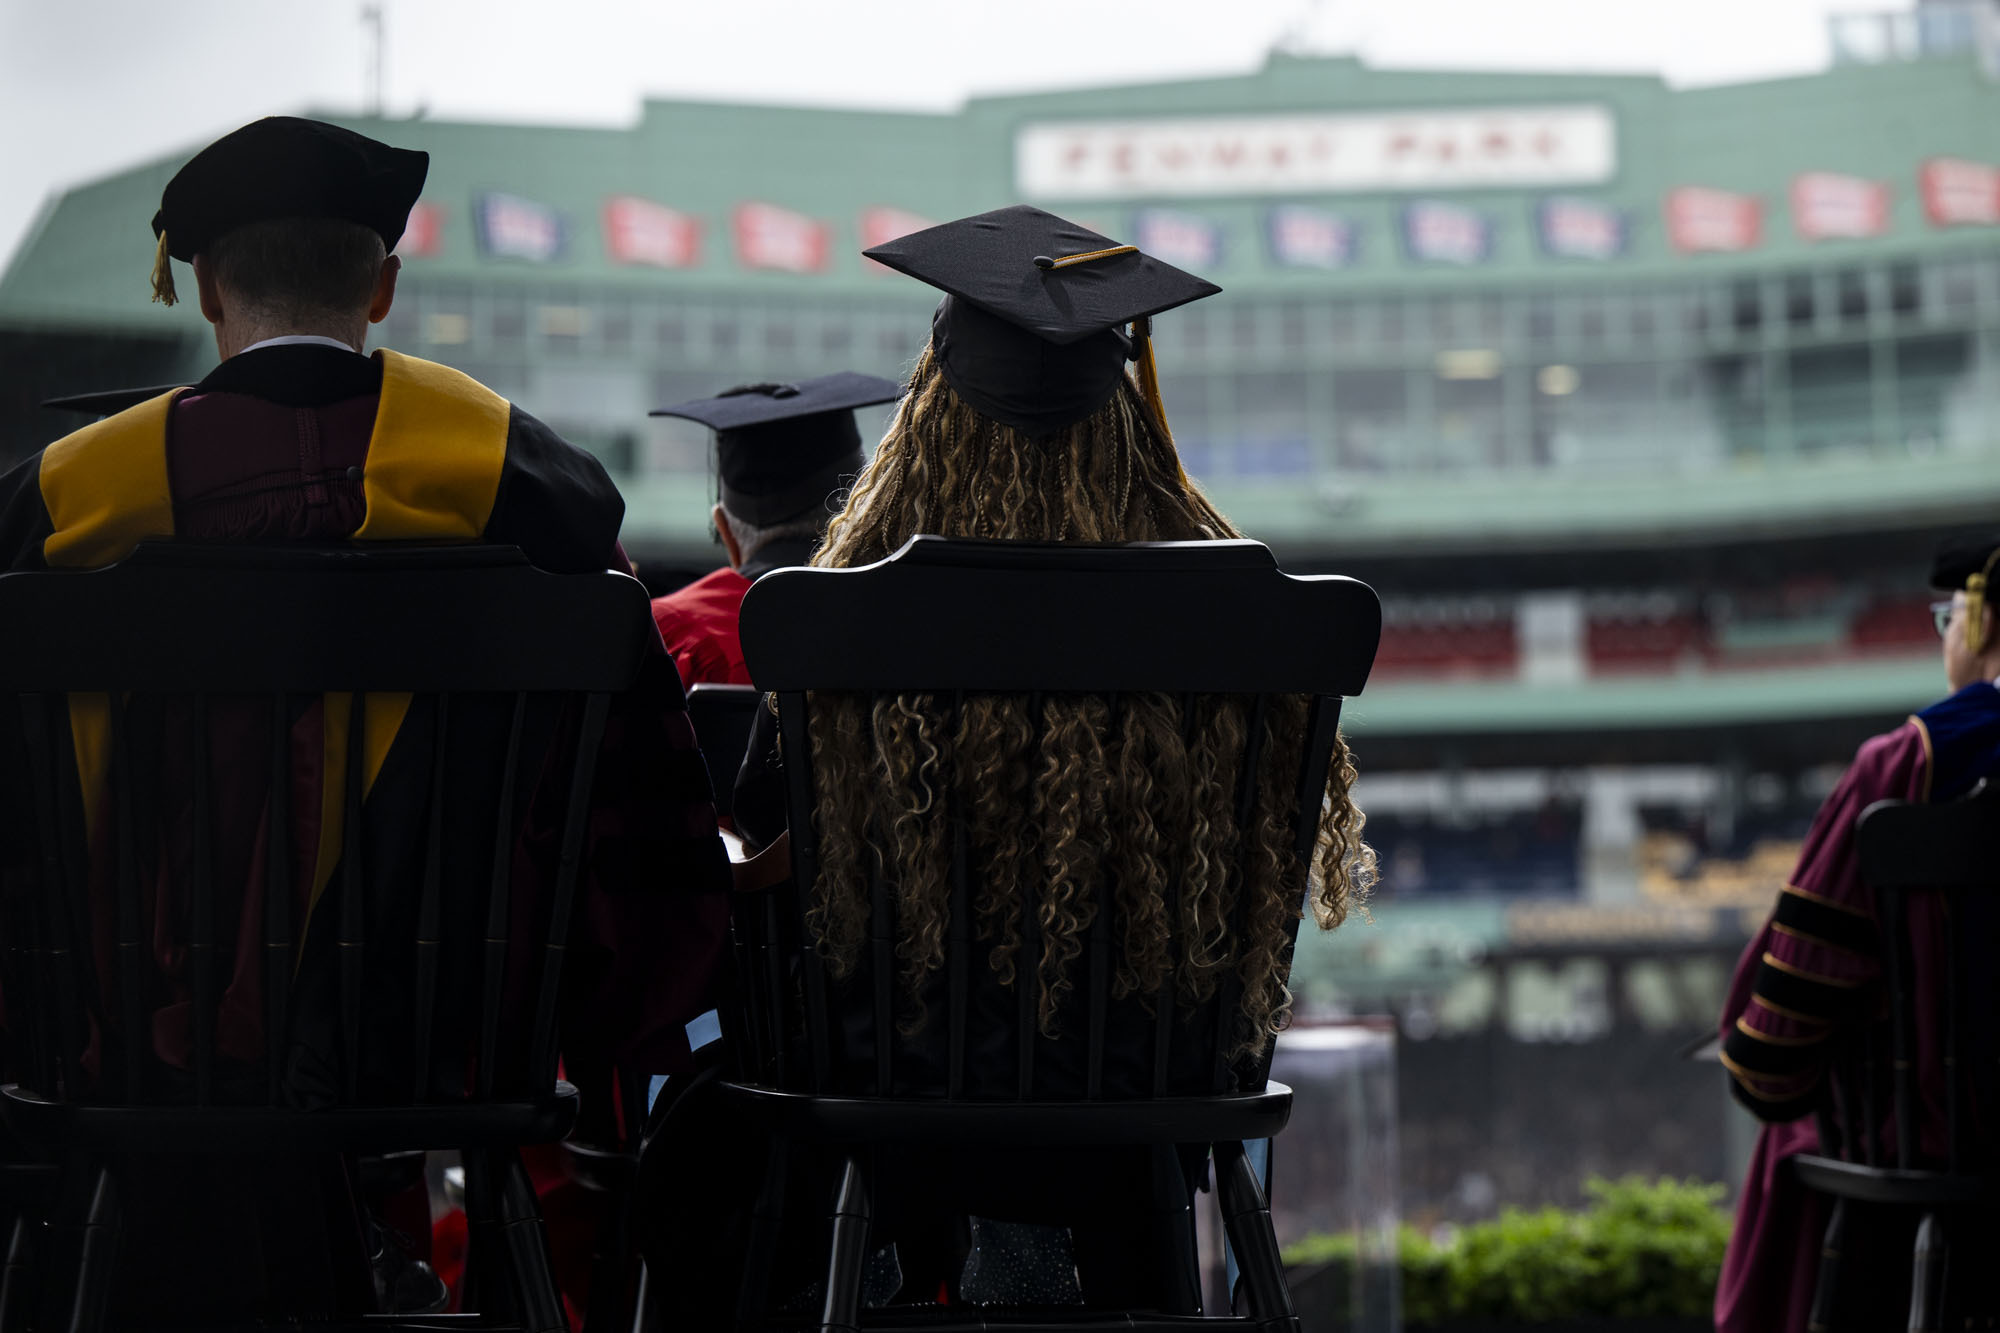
[236,334,363,356]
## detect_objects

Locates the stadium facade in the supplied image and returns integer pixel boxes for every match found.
[8,25,2000,1217]
[9,46,2000,557]
[8,48,1993,759]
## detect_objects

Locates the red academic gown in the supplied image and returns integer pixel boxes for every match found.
[649,536,817,688]
[651,567,754,686]
[0,342,731,1316]
[1714,682,2000,1333]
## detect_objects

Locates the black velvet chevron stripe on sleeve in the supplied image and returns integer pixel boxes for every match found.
[1751,955,1867,1024]
[1724,1068,1821,1121]
[1722,1020,1826,1075]
[1773,887,1881,958]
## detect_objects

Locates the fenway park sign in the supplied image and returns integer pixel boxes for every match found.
[1015,105,1616,200]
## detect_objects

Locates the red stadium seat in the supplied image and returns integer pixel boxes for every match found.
[1849,594,1937,653]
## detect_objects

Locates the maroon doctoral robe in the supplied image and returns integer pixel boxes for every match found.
[0,342,730,1315]
[1715,682,2000,1333]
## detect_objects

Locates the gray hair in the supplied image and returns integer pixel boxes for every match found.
[722,508,823,566]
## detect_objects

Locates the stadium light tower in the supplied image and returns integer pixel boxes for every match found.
[1272,0,1364,59]
[361,4,384,117]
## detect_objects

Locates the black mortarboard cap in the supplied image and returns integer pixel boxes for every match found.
[863,204,1220,436]
[1931,533,2000,590]
[149,117,428,306]
[651,372,901,526]
[41,385,185,417]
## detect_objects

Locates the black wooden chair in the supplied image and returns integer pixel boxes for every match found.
[716,535,1380,1332]
[1792,779,2000,1333]
[0,541,657,1330]
[687,683,762,821]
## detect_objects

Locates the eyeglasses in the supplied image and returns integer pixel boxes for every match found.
[1934,600,1957,639]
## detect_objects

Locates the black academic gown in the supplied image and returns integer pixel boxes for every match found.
[0,344,730,1316]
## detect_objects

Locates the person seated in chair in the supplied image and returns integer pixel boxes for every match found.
[1714,534,2000,1333]
[648,374,900,685]
[0,117,731,1317]
[663,207,1376,1314]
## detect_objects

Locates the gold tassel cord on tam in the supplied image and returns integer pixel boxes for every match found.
[149,231,177,306]
[1033,243,1140,270]
[1131,317,1189,486]
[1967,547,2000,655]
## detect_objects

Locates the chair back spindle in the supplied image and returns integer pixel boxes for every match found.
[339,692,368,1103]
[411,694,450,1103]
[529,690,614,1086]
[476,694,528,1101]
[869,867,893,1097]
[776,690,830,1093]
[1943,896,1962,1175]
[947,803,971,1100]
[1210,691,1271,1091]
[105,692,146,1105]
[265,694,292,1107]
[19,697,85,1102]
[1016,856,1040,1101]
[188,692,220,1109]
[1878,884,1919,1170]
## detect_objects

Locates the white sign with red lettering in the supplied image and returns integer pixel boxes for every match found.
[1664,187,1763,254]
[733,203,831,274]
[1791,172,1891,241]
[1015,105,1615,200]
[1920,158,2000,227]
[603,196,702,269]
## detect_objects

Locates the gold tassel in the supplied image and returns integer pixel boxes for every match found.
[149,231,177,307]
[1034,243,1139,270]
[1967,549,2000,655]
[1132,318,1189,485]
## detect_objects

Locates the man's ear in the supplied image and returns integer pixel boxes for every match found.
[714,503,745,570]
[192,255,227,326]
[368,255,402,325]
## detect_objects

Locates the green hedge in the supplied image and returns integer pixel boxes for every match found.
[1281,1176,1731,1325]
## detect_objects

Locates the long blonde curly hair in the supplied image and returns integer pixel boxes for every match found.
[802,345,1374,1062]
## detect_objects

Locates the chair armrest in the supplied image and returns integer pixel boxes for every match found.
[731,829,791,893]
[1792,1153,1984,1205]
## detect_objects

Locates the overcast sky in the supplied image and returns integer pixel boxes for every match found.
[0,0,1913,268]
